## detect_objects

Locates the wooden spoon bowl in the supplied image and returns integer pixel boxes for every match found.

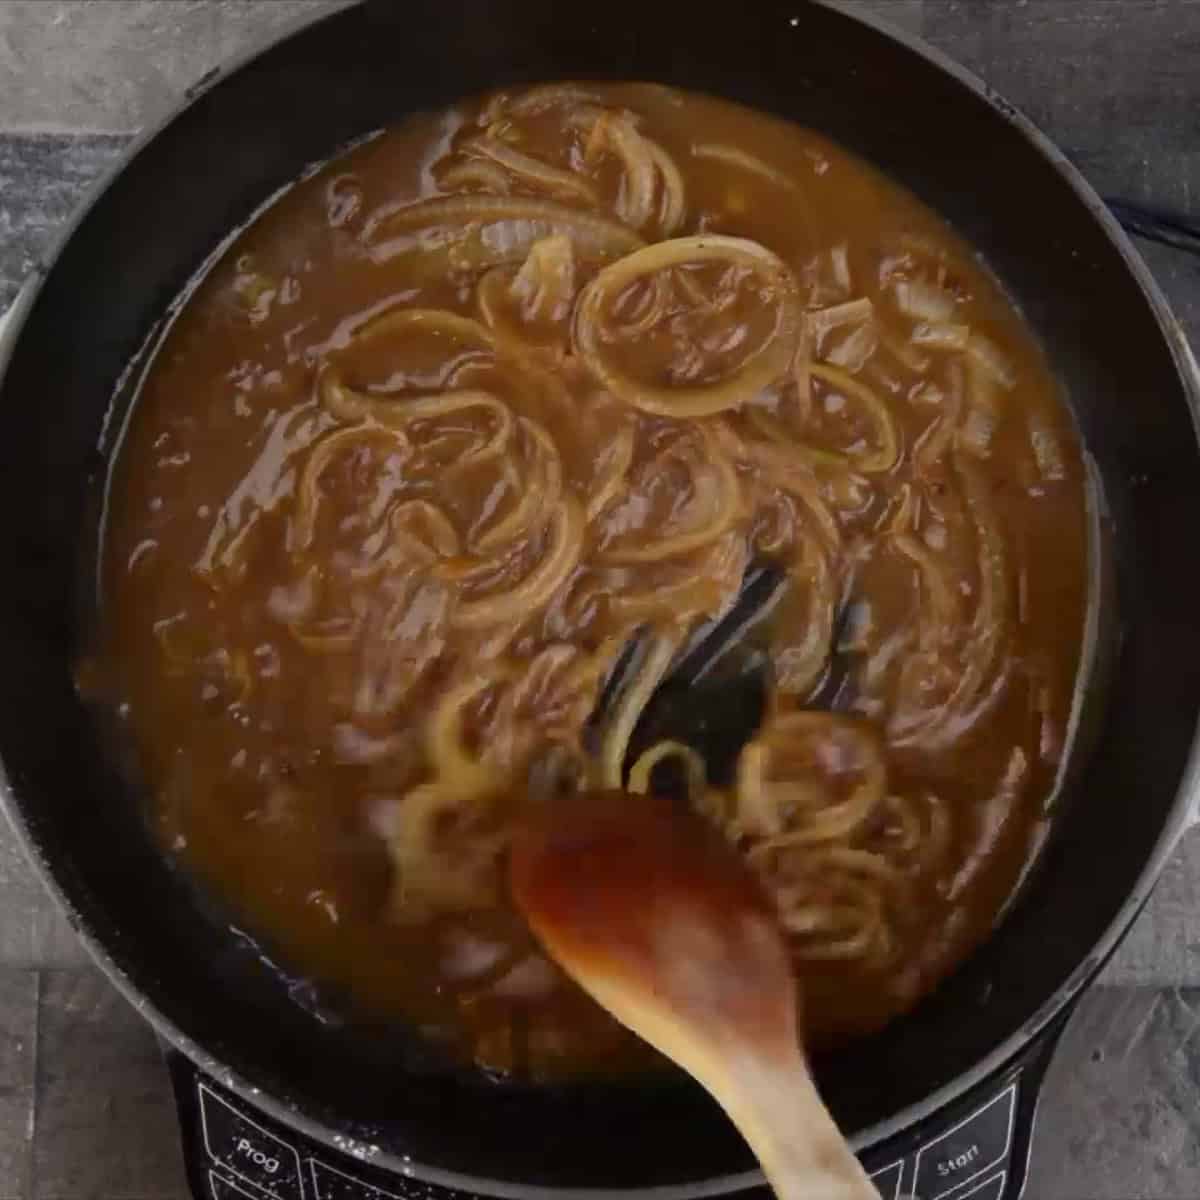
[510,790,879,1200]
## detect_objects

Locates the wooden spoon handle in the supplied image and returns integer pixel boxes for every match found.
[717,1048,880,1200]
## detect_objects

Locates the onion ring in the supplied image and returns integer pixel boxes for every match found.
[573,236,802,418]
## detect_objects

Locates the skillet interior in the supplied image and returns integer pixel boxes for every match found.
[0,0,1197,1190]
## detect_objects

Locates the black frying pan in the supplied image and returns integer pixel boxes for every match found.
[0,1,1198,1196]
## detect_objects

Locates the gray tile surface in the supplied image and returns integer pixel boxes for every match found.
[0,815,88,970]
[0,1,1198,1198]
[924,0,1200,206]
[921,0,1200,466]
[0,1,345,134]
[1102,827,1200,990]
[0,971,37,1200]
[34,968,186,1200]
[1030,986,1200,1200]
[0,134,126,312]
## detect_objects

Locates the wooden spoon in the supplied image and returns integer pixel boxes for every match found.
[510,790,880,1200]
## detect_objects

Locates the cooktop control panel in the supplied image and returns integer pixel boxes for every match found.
[862,1081,1016,1200]
[169,1050,1039,1200]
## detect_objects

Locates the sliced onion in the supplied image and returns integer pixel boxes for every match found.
[771,881,887,962]
[464,138,599,206]
[573,236,802,418]
[291,425,412,553]
[471,418,563,553]
[389,783,507,916]
[604,531,745,631]
[352,578,451,719]
[476,268,543,357]
[877,327,931,373]
[892,279,957,322]
[810,362,901,474]
[449,497,584,630]
[735,439,841,550]
[805,297,873,339]
[503,84,604,117]
[196,406,329,585]
[911,322,971,352]
[1028,412,1068,482]
[771,534,836,697]
[966,331,1018,389]
[628,740,707,800]
[601,425,742,564]
[325,307,496,414]
[483,645,604,779]
[736,712,886,844]
[608,537,745,626]
[961,454,1010,640]
[607,272,672,336]
[824,321,878,372]
[321,308,497,418]
[609,549,739,624]
[425,678,496,796]
[363,195,643,269]
[476,235,577,360]
[691,142,802,193]
[891,453,1010,749]
[830,244,852,296]
[879,481,917,537]
[510,233,576,322]
[793,340,814,422]
[318,380,515,466]
[648,140,687,236]
[893,532,963,647]
[438,160,512,195]
[959,406,996,457]
[582,112,657,231]
[353,305,495,350]
[744,407,850,473]
[585,422,635,521]
[913,412,958,478]
[957,353,999,459]
[599,632,680,789]
[945,452,1010,713]
[563,106,685,236]
[349,499,460,581]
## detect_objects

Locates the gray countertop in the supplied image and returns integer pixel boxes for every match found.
[1,2,1199,1197]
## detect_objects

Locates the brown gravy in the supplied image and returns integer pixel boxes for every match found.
[94,83,1088,1080]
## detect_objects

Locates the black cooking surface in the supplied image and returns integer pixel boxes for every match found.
[169,1033,1057,1200]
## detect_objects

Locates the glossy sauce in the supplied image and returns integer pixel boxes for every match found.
[94,84,1088,1079]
